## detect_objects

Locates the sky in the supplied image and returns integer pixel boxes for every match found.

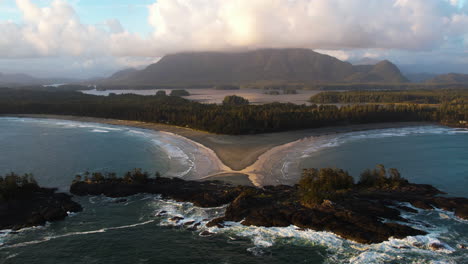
[0,0,468,79]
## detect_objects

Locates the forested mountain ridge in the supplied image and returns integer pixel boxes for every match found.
[428,73,468,84]
[99,49,408,86]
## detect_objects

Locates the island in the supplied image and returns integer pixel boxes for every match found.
[0,173,82,230]
[69,167,468,244]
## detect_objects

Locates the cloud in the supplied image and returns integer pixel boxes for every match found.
[2,0,468,59]
[0,0,148,58]
[1,0,468,77]
[147,0,468,54]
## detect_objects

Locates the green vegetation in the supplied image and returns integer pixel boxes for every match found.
[74,168,159,185]
[265,89,297,95]
[0,172,39,201]
[222,95,250,106]
[170,89,190,97]
[284,89,298,95]
[155,90,167,96]
[0,88,465,134]
[298,168,354,206]
[310,89,468,104]
[214,85,240,90]
[309,89,468,127]
[298,165,408,206]
[358,164,408,189]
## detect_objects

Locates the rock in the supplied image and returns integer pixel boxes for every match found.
[186,222,201,231]
[184,221,195,226]
[0,187,82,231]
[429,243,446,251]
[69,176,467,245]
[199,231,214,237]
[170,216,184,222]
[206,217,225,228]
[397,205,418,214]
[410,200,433,210]
[455,205,468,220]
[156,210,167,217]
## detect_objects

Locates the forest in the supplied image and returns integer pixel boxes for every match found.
[309,89,468,104]
[0,88,465,134]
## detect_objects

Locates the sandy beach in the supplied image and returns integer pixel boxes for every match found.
[3,114,436,186]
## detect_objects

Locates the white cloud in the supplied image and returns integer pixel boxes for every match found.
[1,0,468,77]
[147,0,468,54]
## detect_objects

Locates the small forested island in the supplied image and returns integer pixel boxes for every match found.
[170,89,190,97]
[0,173,82,230]
[70,167,468,244]
[214,85,240,90]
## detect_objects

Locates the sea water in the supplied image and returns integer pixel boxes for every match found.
[0,118,466,264]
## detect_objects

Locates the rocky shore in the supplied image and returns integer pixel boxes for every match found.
[70,177,468,244]
[0,187,82,230]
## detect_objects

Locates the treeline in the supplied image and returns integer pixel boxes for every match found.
[309,89,468,104]
[73,169,160,185]
[0,172,39,201]
[0,88,463,134]
[298,165,409,206]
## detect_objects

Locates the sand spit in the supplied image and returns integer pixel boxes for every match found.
[3,114,436,186]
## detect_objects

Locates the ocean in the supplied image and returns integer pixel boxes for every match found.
[0,118,466,264]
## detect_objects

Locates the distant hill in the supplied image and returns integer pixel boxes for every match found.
[404,73,437,83]
[0,72,42,86]
[427,73,468,84]
[100,49,408,86]
[106,68,138,82]
[0,72,79,86]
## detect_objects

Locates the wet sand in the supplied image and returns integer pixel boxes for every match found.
[3,114,435,186]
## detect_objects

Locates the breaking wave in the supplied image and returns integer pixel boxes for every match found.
[0,117,227,180]
[149,198,468,264]
[245,125,467,186]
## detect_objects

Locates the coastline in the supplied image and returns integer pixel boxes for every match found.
[1,114,437,186]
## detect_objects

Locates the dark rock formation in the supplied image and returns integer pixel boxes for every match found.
[0,187,82,230]
[70,177,468,244]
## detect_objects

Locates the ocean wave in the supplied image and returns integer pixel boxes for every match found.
[0,220,155,250]
[91,129,109,133]
[246,125,466,186]
[149,198,467,264]
[1,117,226,180]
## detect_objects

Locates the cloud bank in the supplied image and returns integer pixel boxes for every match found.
[0,0,468,77]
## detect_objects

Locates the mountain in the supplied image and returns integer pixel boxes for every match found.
[345,60,408,83]
[404,73,437,83]
[350,57,381,66]
[0,72,42,86]
[107,68,138,82]
[427,73,468,84]
[0,72,80,86]
[100,49,408,86]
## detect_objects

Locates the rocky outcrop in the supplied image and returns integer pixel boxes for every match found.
[0,187,82,230]
[70,177,468,244]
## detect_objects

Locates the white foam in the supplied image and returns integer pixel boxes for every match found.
[244,125,464,186]
[1,220,155,249]
[148,197,467,263]
[1,117,228,180]
[91,129,109,133]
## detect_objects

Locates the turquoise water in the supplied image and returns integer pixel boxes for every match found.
[0,118,170,191]
[297,126,468,197]
[0,118,467,264]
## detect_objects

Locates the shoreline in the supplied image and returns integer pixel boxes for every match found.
[1,114,437,186]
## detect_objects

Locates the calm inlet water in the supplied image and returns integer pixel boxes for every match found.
[0,118,467,264]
